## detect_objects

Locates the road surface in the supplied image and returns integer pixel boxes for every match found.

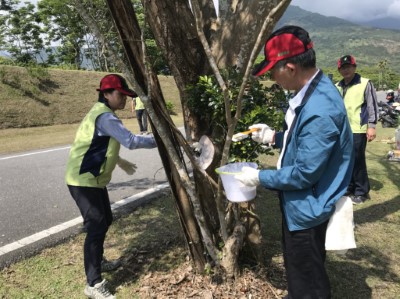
[0,144,166,266]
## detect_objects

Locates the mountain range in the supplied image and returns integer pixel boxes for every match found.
[357,17,400,31]
[277,6,400,73]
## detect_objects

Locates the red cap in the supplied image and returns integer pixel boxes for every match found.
[337,55,356,69]
[253,26,314,76]
[96,74,136,97]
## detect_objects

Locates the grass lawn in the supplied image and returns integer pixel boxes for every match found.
[0,124,399,298]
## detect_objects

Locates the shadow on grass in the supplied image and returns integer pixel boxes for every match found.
[103,193,186,292]
[107,178,167,192]
[354,195,400,225]
[327,241,400,299]
[327,257,372,299]
[369,177,384,192]
[38,79,60,93]
[2,78,60,107]
[332,145,400,298]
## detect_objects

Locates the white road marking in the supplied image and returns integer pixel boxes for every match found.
[0,182,169,257]
[0,146,71,161]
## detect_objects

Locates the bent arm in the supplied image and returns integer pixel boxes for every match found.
[259,115,340,191]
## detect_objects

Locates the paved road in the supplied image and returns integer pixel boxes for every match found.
[0,144,166,250]
[376,90,386,103]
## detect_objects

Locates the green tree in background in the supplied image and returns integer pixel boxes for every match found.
[0,1,44,65]
[38,0,93,69]
[0,0,167,71]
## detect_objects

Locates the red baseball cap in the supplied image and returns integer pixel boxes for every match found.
[337,55,356,69]
[253,26,314,76]
[96,74,136,97]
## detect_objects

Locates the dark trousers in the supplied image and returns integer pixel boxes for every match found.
[348,133,370,196]
[67,185,113,286]
[136,109,147,132]
[283,217,331,299]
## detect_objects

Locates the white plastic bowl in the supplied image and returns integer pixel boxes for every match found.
[216,162,258,202]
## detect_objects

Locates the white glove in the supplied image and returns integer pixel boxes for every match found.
[250,124,275,144]
[234,166,260,187]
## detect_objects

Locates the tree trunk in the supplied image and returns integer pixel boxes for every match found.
[141,0,289,273]
[143,0,224,260]
[211,0,289,71]
[142,0,214,142]
[105,0,208,271]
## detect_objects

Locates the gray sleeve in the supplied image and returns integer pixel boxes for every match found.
[365,81,379,128]
[96,113,157,149]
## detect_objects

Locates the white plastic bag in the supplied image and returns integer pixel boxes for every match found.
[325,196,356,253]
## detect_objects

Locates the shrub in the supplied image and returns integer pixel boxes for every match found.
[26,64,51,82]
[166,100,176,115]
[187,69,286,163]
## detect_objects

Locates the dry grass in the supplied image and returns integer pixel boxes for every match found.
[0,66,104,128]
[0,66,182,130]
[0,66,183,154]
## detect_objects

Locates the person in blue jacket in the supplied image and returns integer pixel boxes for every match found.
[236,26,354,298]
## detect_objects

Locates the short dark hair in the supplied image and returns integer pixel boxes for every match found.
[274,48,316,70]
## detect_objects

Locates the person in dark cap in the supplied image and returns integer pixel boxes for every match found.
[336,55,378,204]
[235,26,354,298]
[65,74,157,299]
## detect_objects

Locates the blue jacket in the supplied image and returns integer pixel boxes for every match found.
[259,71,354,231]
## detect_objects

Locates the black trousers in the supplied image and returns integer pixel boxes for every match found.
[67,185,113,286]
[282,217,331,299]
[348,133,370,196]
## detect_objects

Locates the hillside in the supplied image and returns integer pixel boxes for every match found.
[278,6,400,73]
[0,66,180,129]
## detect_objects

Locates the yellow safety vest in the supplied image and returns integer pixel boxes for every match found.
[336,78,369,133]
[65,102,120,187]
[134,97,145,110]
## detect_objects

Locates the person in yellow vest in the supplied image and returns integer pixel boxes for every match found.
[131,96,148,134]
[336,55,378,204]
[65,74,157,299]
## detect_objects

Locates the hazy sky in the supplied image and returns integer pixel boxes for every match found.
[292,0,400,21]
[26,0,400,22]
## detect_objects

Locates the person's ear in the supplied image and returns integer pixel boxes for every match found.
[103,91,112,100]
[285,62,296,75]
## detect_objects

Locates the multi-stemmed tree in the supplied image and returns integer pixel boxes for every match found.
[93,0,290,278]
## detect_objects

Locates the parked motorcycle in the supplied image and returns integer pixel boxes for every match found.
[378,101,399,128]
